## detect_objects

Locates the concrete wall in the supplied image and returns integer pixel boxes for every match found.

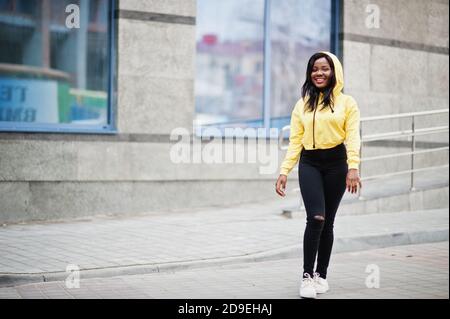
[0,0,448,223]
[342,0,449,176]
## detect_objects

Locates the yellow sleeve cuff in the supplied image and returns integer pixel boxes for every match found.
[348,162,359,170]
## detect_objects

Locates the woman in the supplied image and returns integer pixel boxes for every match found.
[275,51,362,299]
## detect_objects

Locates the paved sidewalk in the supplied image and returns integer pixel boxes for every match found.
[0,198,448,287]
[0,241,447,299]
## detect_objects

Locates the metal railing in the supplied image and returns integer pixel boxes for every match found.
[278,108,449,198]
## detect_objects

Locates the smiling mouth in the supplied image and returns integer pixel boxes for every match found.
[314,78,326,84]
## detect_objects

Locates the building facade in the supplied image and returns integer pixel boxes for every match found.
[0,0,448,223]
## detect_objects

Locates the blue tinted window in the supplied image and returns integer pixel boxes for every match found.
[0,0,115,132]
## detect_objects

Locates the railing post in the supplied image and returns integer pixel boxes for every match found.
[410,115,416,191]
[358,123,364,200]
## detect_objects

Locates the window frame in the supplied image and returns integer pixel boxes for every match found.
[0,0,117,134]
[195,0,341,139]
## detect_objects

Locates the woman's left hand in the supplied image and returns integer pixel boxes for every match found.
[346,169,362,194]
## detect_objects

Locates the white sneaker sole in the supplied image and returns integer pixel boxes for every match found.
[299,290,317,299]
[315,288,329,294]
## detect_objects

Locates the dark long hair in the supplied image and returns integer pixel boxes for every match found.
[301,52,337,113]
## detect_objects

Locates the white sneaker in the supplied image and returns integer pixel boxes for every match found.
[313,272,329,294]
[299,273,317,299]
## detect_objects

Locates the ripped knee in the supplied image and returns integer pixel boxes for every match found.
[314,214,325,221]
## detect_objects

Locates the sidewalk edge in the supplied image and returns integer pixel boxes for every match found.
[0,229,447,288]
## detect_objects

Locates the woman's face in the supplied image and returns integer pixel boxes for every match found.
[311,57,332,89]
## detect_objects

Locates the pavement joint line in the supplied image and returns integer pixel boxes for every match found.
[0,229,447,288]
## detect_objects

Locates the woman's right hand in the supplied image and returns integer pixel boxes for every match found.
[275,174,288,197]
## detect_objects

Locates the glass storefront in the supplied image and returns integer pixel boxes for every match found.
[0,0,114,132]
[195,0,336,132]
[195,0,265,128]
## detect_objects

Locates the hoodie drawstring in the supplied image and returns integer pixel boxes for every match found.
[312,107,317,148]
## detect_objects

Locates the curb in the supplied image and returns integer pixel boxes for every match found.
[0,229,447,288]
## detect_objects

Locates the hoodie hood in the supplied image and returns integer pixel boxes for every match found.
[320,51,344,97]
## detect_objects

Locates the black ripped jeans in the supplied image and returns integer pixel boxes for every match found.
[298,143,348,279]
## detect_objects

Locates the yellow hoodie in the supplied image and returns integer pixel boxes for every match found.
[279,51,361,176]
